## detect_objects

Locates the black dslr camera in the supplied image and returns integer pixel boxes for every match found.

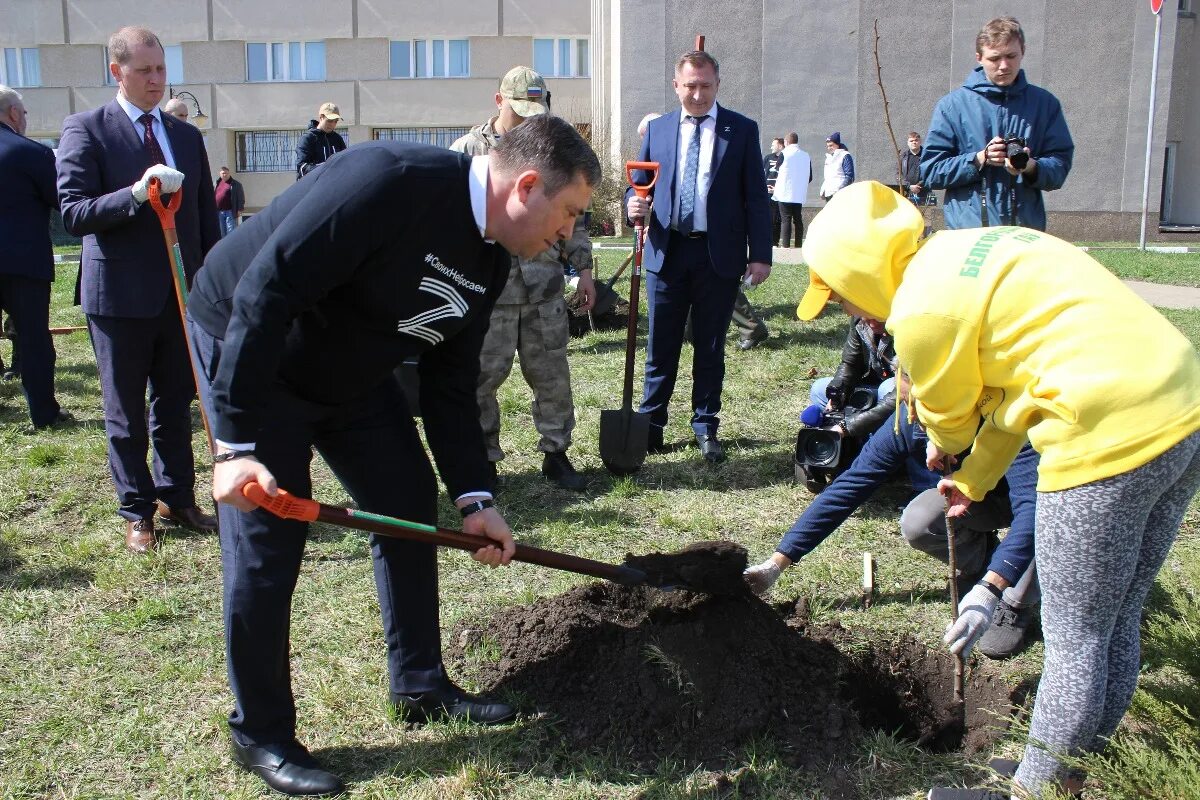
[1003,136,1029,171]
[794,385,877,493]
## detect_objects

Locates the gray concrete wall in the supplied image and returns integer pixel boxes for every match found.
[605,0,1196,232]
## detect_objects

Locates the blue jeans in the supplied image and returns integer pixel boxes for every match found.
[218,210,237,237]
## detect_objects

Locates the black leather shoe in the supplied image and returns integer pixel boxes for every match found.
[390,683,516,725]
[231,739,344,796]
[33,409,71,430]
[542,451,587,491]
[695,431,726,463]
[647,426,668,454]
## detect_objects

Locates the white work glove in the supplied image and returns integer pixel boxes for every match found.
[132,164,185,203]
[743,558,783,596]
[943,583,1000,657]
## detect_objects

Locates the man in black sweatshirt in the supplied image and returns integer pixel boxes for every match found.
[188,115,600,797]
[294,101,347,179]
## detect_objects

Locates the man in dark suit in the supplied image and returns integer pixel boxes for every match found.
[0,85,65,429]
[57,26,220,553]
[189,115,600,796]
[626,50,772,463]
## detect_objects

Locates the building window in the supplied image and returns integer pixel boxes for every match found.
[236,128,350,173]
[104,44,183,86]
[246,42,326,82]
[1,47,41,88]
[373,127,470,148]
[390,39,469,79]
[533,38,588,77]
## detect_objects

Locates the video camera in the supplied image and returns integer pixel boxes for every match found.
[794,385,877,492]
[1003,136,1029,171]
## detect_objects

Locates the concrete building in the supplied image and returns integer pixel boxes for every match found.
[4,0,1196,239]
[2,0,592,212]
[592,0,1200,240]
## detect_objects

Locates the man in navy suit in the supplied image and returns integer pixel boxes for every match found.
[57,26,220,553]
[0,85,64,429]
[626,50,772,463]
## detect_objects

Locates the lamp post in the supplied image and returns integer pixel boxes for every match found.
[168,87,209,127]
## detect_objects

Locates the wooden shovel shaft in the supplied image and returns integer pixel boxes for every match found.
[944,467,966,705]
[621,225,643,409]
[242,483,648,586]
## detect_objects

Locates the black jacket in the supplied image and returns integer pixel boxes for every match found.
[214,176,245,215]
[763,151,784,190]
[828,318,898,439]
[190,142,509,497]
[0,122,57,281]
[295,121,347,179]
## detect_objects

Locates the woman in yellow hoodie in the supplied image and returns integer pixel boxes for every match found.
[796,182,1200,800]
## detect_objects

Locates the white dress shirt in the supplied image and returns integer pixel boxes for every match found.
[115,93,177,168]
[671,102,717,233]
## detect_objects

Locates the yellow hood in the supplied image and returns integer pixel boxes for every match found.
[800,181,924,321]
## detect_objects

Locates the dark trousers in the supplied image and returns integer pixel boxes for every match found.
[769,199,782,245]
[641,233,740,436]
[188,317,446,746]
[779,202,804,247]
[0,275,58,426]
[87,302,196,520]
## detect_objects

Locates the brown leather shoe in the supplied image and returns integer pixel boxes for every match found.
[125,517,157,554]
[156,501,218,533]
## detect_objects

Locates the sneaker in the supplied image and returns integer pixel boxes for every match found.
[976,600,1034,659]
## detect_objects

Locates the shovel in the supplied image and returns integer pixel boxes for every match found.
[600,161,659,475]
[242,482,655,587]
[590,251,634,318]
[147,178,214,453]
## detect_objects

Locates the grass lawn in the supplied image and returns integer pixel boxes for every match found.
[1,257,1198,799]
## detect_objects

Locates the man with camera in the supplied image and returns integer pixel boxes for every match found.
[799,316,897,493]
[921,16,1073,231]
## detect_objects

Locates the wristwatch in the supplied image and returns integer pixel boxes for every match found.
[213,449,256,464]
[459,498,495,518]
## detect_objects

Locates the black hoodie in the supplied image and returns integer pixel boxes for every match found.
[294,120,347,179]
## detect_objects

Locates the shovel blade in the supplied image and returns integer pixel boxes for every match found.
[599,408,650,475]
[591,282,622,318]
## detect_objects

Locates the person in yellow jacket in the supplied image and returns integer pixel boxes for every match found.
[796,181,1200,800]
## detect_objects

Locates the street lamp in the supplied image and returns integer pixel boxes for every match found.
[168,87,209,127]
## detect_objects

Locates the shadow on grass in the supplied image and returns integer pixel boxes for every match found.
[0,562,95,590]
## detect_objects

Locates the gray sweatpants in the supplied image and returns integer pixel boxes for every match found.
[1015,429,1200,796]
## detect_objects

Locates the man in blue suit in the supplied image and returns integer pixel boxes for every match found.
[626,49,772,463]
[0,85,65,429]
[58,26,220,553]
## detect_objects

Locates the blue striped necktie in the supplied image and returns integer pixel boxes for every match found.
[678,114,708,235]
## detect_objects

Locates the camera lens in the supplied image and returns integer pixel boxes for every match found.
[1006,141,1029,170]
[798,430,841,467]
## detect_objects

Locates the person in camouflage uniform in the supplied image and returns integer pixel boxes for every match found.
[451,66,595,491]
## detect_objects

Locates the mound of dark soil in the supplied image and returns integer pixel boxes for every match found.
[454,581,858,787]
[622,540,750,595]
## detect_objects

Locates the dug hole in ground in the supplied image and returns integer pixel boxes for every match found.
[448,542,1024,799]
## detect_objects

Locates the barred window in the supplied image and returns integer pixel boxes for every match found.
[235,129,351,173]
[373,127,470,149]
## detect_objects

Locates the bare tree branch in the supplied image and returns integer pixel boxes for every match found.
[873,19,904,190]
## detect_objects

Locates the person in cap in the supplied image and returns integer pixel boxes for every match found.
[449,66,594,490]
[818,131,854,200]
[295,101,346,180]
[796,181,1200,800]
[189,114,601,796]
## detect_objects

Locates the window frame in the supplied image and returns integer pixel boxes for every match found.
[245,41,326,83]
[532,37,589,78]
[1,46,41,88]
[235,128,350,173]
[389,38,470,79]
[372,126,471,148]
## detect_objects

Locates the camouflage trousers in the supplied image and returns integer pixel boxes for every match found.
[476,295,576,462]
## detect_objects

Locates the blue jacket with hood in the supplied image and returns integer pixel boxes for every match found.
[921,66,1073,231]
